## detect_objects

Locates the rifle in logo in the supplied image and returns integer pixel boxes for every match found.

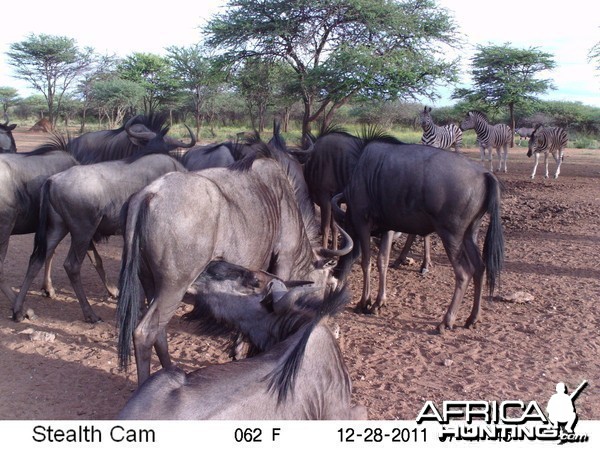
[546,380,588,434]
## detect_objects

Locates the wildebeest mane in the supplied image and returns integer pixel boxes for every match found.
[266,286,350,404]
[25,132,71,157]
[358,124,404,146]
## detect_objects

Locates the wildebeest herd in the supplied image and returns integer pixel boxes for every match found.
[0,110,569,419]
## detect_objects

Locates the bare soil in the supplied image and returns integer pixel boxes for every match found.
[1,130,598,420]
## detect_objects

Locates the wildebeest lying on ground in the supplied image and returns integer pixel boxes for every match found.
[117,285,367,420]
[117,148,353,385]
[333,137,504,333]
[0,120,17,153]
[0,138,78,306]
[186,260,326,358]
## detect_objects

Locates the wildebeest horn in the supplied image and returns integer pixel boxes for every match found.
[319,223,353,258]
[125,115,157,141]
[165,125,196,149]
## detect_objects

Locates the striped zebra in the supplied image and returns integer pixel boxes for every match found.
[527,124,568,179]
[460,111,512,172]
[419,106,462,152]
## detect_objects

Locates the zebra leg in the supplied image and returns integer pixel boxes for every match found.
[553,150,563,178]
[531,153,540,179]
[544,152,550,178]
[501,145,508,173]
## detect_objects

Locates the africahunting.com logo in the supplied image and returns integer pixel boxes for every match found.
[416,380,589,444]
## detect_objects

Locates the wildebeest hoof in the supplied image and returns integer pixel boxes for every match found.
[465,317,478,329]
[85,315,103,324]
[419,267,429,275]
[41,288,55,298]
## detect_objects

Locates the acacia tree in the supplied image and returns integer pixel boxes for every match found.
[6,34,94,127]
[117,53,181,115]
[204,0,459,138]
[453,43,556,145]
[166,44,224,136]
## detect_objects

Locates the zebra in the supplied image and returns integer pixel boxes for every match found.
[527,124,568,179]
[460,111,512,172]
[514,127,535,146]
[419,106,462,152]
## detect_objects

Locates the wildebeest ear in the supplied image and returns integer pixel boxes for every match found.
[8,124,16,130]
[259,279,288,312]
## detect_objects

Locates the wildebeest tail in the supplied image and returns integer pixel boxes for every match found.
[266,285,350,404]
[29,180,52,266]
[117,194,151,370]
[482,173,505,298]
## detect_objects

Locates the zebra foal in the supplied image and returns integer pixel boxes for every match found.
[527,125,568,179]
[420,106,462,152]
[461,111,512,172]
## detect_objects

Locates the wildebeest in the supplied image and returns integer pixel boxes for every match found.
[117,150,353,385]
[68,114,181,164]
[515,127,535,146]
[117,285,367,420]
[333,137,504,333]
[0,121,17,153]
[461,111,512,172]
[12,125,194,323]
[187,261,326,358]
[181,143,236,171]
[303,128,430,272]
[527,124,568,179]
[0,138,78,305]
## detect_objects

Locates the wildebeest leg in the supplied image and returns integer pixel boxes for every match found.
[372,231,393,313]
[134,285,187,385]
[86,242,118,298]
[390,233,415,268]
[421,235,432,274]
[12,220,68,321]
[357,225,373,313]
[64,234,102,323]
[463,232,485,329]
[0,224,16,303]
[437,234,473,334]
[530,152,540,179]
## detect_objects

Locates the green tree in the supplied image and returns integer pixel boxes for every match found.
[118,53,181,115]
[0,87,20,120]
[166,44,224,136]
[90,78,144,128]
[6,34,94,127]
[453,43,556,145]
[204,0,459,138]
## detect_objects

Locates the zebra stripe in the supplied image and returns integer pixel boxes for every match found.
[419,106,462,152]
[461,111,512,172]
[527,125,568,179]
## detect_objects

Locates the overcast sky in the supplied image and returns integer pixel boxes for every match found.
[1,0,598,106]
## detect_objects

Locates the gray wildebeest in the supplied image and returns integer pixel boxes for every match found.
[0,121,17,153]
[0,138,78,307]
[117,151,353,385]
[515,127,535,146]
[117,286,367,420]
[333,137,504,334]
[12,125,194,323]
[527,124,568,179]
[304,128,431,273]
[461,111,512,173]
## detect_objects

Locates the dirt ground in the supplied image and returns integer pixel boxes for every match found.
[0,130,598,420]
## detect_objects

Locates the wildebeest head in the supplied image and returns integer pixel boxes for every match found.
[0,121,17,153]
[527,124,543,157]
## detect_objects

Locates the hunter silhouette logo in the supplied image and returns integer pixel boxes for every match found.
[546,380,588,435]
